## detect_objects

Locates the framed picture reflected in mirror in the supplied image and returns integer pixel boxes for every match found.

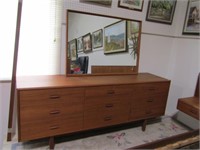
[68,39,77,61]
[104,20,127,54]
[92,29,103,49]
[83,33,92,53]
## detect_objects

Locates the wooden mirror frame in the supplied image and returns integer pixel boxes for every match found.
[66,9,142,76]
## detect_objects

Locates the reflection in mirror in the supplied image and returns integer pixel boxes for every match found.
[66,10,142,76]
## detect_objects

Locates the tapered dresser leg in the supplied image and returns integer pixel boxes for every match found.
[142,120,147,131]
[49,136,55,150]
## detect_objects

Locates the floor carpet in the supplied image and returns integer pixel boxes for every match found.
[3,116,190,150]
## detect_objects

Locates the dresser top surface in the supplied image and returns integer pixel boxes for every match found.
[178,97,199,110]
[16,73,170,90]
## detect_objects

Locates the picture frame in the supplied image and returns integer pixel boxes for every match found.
[68,39,77,61]
[127,20,141,59]
[92,29,103,49]
[146,0,177,25]
[118,0,144,11]
[80,0,112,7]
[77,37,83,53]
[83,33,92,53]
[182,0,200,35]
[104,20,127,54]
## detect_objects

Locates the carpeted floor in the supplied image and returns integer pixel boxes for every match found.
[3,116,191,150]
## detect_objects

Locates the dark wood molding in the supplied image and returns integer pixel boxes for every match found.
[195,73,199,97]
[7,0,23,141]
[129,129,199,149]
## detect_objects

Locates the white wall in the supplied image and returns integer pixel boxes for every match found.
[0,82,11,149]
[0,84,3,149]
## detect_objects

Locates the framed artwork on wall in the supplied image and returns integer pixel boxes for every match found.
[80,0,112,7]
[68,39,77,61]
[146,0,177,24]
[104,20,127,54]
[77,37,83,53]
[92,29,103,49]
[83,33,92,53]
[182,0,200,35]
[118,0,144,11]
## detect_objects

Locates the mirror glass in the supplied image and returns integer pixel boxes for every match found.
[66,10,142,76]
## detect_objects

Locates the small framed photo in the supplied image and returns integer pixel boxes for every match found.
[118,0,144,11]
[77,37,83,53]
[182,0,200,35]
[104,20,127,54]
[146,0,177,24]
[92,29,103,49]
[83,33,92,53]
[80,0,112,7]
[68,39,77,61]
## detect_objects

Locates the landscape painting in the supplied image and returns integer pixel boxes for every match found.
[118,0,144,11]
[92,29,103,49]
[77,37,83,53]
[146,0,177,24]
[104,20,127,54]
[182,0,200,35]
[68,39,77,61]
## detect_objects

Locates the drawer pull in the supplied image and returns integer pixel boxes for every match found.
[190,110,197,115]
[107,90,115,95]
[146,111,152,115]
[49,126,59,130]
[50,95,60,99]
[148,88,155,91]
[104,116,112,121]
[49,110,60,115]
[147,98,154,102]
[105,104,113,108]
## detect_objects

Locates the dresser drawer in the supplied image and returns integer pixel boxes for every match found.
[19,88,84,106]
[130,107,165,121]
[85,94,130,109]
[20,102,83,122]
[133,82,169,95]
[85,85,133,98]
[84,108,129,129]
[131,93,168,109]
[19,113,83,141]
[177,97,199,120]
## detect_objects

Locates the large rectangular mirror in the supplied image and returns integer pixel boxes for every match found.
[66,10,142,76]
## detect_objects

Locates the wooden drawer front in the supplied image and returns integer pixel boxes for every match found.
[85,85,132,107]
[20,103,83,122]
[84,107,129,129]
[85,85,133,98]
[19,113,83,141]
[177,101,199,120]
[131,94,168,109]
[85,95,130,109]
[18,87,84,141]
[133,82,169,95]
[130,107,165,121]
[19,88,84,106]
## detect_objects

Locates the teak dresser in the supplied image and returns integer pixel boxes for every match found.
[16,73,170,149]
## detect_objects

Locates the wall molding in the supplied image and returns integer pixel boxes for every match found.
[0,80,11,83]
